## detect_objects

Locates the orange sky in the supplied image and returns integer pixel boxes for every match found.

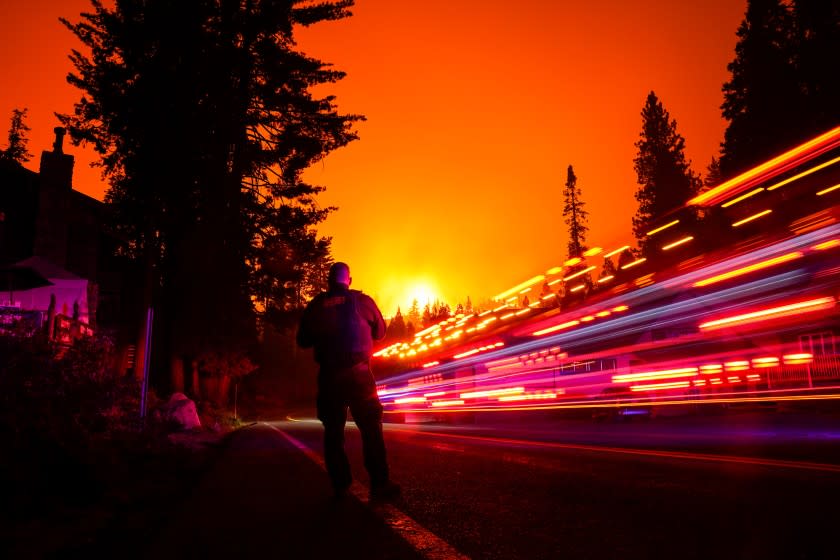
[1,0,747,317]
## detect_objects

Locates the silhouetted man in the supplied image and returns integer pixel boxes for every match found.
[297,262,400,501]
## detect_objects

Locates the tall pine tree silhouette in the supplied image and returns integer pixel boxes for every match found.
[562,165,588,259]
[632,92,700,258]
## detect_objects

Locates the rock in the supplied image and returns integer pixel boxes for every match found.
[154,392,201,431]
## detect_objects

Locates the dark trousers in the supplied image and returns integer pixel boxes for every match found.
[316,362,389,491]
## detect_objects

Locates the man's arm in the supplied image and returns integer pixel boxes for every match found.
[361,294,387,341]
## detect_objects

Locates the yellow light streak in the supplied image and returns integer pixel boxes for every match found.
[422,361,439,368]
[613,367,698,383]
[533,320,580,336]
[564,257,583,267]
[620,258,647,270]
[699,297,835,330]
[498,392,558,402]
[500,312,515,320]
[395,397,427,404]
[580,315,595,322]
[688,127,840,206]
[612,305,629,312]
[732,209,772,227]
[548,278,563,286]
[430,400,465,407]
[598,275,614,283]
[817,183,840,196]
[766,154,840,191]
[595,311,611,317]
[752,357,779,368]
[493,275,545,301]
[724,361,749,371]
[721,187,765,207]
[630,381,691,392]
[646,219,680,236]
[460,387,525,399]
[662,236,694,251]
[570,284,585,292]
[700,364,723,374]
[563,265,596,281]
[423,391,446,397]
[603,245,630,259]
[814,239,840,250]
[783,353,813,365]
[583,247,603,256]
[547,266,563,275]
[692,251,803,287]
[515,308,531,316]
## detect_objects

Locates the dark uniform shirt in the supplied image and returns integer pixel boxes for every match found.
[297,284,386,369]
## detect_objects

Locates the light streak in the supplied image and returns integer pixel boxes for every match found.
[612,305,629,312]
[598,275,614,283]
[732,209,772,227]
[533,320,580,336]
[728,376,742,383]
[747,374,761,381]
[541,293,557,300]
[422,361,439,368]
[766,154,840,191]
[498,392,558,402]
[813,239,840,250]
[547,266,563,275]
[662,236,694,251]
[423,391,446,397]
[395,397,427,404]
[700,364,723,374]
[500,312,515,320]
[646,219,680,236]
[783,353,813,365]
[564,257,583,267]
[515,308,532,316]
[721,187,765,207]
[817,183,840,196]
[613,367,698,383]
[698,297,835,330]
[548,278,563,286]
[570,284,585,292]
[620,258,647,270]
[692,251,803,287]
[494,275,545,301]
[430,400,465,407]
[493,304,509,312]
[630,381,691,392]
[563,266,596,281]
[725,361,750,372]
[603,246,630,261]
[595,311,611,317]
[583,247,603,256]
[460,387,525,399]
[580,315,595,322]
[752,357,779,368]
[688,126,840,206]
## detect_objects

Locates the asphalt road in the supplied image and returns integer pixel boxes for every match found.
[149,408,840,559]
[276,409,840,559]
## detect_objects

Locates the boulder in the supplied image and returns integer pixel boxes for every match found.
[154,392,201,431]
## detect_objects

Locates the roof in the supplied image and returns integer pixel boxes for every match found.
[13,255,83,280]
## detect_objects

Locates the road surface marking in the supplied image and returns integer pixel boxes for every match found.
[388,426,840,474]
[264,423,470,560]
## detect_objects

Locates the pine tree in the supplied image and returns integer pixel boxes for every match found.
[599,258,617,281]
[465,296,473,314]
[719,0,804,177]
[60,0,360,383]
[406,299,421,329]
[632,92,701,257]
[562,164,589,259]
[387,307,407,340]
[0,108,32,164]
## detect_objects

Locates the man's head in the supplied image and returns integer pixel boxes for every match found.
[328,262,351,288]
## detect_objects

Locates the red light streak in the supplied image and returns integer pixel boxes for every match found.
[662,236,694,251]
[699,297,835,330]
[693,251,803,287]
[732,209,772,227]
[646,219,680,236]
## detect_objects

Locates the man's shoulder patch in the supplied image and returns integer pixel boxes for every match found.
[322,296,346,307]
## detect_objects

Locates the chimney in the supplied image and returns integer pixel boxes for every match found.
[34,127,75,267]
